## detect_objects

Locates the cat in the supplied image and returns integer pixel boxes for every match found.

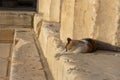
[55,38,120,58]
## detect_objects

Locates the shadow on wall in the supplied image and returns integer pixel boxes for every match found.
[0,0,37,11]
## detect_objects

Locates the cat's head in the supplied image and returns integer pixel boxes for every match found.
[65,38,84,52]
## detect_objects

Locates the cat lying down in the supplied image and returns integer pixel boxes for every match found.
[55,38,120,58]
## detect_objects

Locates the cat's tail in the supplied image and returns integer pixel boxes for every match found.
[95,40,120,52]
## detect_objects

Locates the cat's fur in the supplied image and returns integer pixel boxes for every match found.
[65,38,120,53]
[55,38,120,58]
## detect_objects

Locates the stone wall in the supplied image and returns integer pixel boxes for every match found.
[60,0,120,44]
[60,0,98,43]
[34,0,120,80]
[37,0,61,22]
[36,0,120,45]
[94,0,119,45]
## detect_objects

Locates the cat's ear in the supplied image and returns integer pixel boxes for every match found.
[67,38,72,43]
[65,38,72,52]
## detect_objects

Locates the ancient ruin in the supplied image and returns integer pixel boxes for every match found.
[0,0,120,80]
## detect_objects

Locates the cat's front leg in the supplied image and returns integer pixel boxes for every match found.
[55,49,72,59]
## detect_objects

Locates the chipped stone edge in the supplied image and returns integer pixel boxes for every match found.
[38,21,81,80]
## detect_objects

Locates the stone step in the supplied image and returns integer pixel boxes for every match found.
[0,29,15,80]
[10,29,47,80]
[0,43,12,80]
[0,11,35,28]
[0,29,14,43]
[0,28,52,80]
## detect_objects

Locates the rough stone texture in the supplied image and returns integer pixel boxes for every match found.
[60,0,75,42]
[36,0,120,80]
[46,34,63,80]
[50,0,61,22]
[0,11,34,28]
[73,0,97,39]
[37,0,61,22]
[94,0,118,44]
[33,13,43,37]
[60,51,120,80]
[37,0,51,21]
[60,0,120,45]
[0,58,8,78]
[0,43,12,80]
[39,21,60,55]
[0,29,14,43]
[0,29,14,80]
[112,0,120,46]
[39,24,120,80]
[60,0,97,43]
[10,30,46,80]
[0,43,11,58]
[39,22,63,80]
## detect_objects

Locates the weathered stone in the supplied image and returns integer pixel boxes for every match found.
[0,11,34,28]
[0,59,8,77]
[60,0,120,45]
[94,0,118,44]
[62,52,120,80]
[0,43,11,58]
[33,13,43,37]
[39,24,120,80]
[115,0,120,46]
[0,77,7,80]
[37,0,61,22]
[50,0,61,22]
[39,21,60,55]
[10,30,46,80]
[37,0,51,21]
[0,29,14,43]
[60,0,97,43]
[60,0,75,42]
[39,22,63,80]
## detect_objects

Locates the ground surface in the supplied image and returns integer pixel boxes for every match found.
[59,50,120,80]
[39,22,120,80]
[1,28,120,80]
[0,28,52,80]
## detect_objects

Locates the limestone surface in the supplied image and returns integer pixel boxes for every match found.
[39,22,120,80]
[10,29,47,80]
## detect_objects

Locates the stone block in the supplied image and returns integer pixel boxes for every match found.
[37,0,61,22]
[57,61,64,80]
[10,30,46,80]
[37,0,51,21]
[46,35,61,80]
[115,0,120,46]
[0,59,8,77]
[0,29,14,43]
[60,0,97,43]
[50,0,61,22]
[60,0,75,42]
[37,0,120,80]
[0,43,11,58]
[60,0,120,45]
[0,11,34,28]
[39,21,60,55]
[94,0,118,44]
[33,13,43,37]
[39,21,63,80]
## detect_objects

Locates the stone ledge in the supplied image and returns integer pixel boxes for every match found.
[10,29,47,80]
[33,13,43,37]
[0,11,34,28]
[39,22,120,80]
